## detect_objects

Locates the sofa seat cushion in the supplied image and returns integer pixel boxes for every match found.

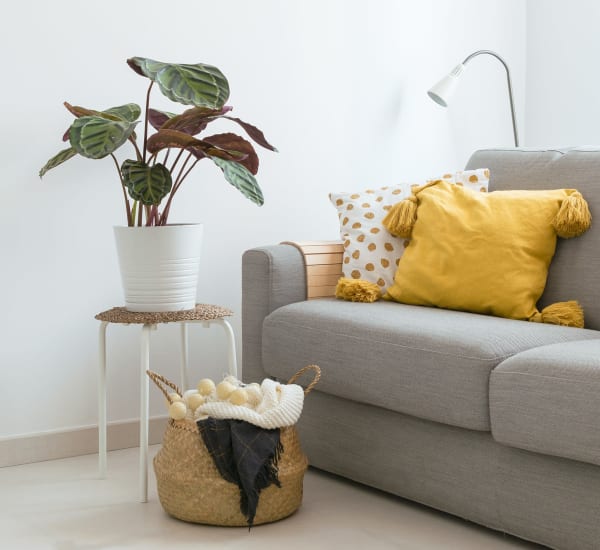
[262,299,600,431]
[490,340,600,466]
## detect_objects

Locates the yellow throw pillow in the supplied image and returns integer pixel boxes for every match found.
[384,180,591,327]
[329,169,489,293]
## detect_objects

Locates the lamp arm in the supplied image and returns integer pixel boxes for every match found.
[462,50,519,147]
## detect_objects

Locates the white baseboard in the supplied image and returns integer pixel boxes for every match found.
[0,416,169,468]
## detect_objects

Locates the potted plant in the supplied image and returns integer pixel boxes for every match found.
[40,57,276,312]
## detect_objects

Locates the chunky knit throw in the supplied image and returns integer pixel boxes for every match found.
[197,379,304,429]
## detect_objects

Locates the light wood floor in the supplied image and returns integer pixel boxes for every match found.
[0,445,544,549]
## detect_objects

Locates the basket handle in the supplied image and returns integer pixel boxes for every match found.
[287,364,321,396]
[147,370,182,404]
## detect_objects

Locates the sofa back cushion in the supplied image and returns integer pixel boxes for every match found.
[465,147,600,330]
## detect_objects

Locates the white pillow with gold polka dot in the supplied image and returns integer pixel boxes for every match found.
[329,169,490,292]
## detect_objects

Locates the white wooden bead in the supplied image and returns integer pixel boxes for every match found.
[197,379,216,396]
[216,381,236,400]
[168,401,187,420]
[186,393,205,411]
[168,392,183,402]
[229,388,249,406]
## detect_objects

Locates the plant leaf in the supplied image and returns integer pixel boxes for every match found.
[161,105,233,135]
[64,102,140,122]
[127,57,229,109]
[148,109,176,131]
[64,102,106,119]
[102,103,141,122]
[211,157,264,206]
[121,160,172,205]
[39,147,78,177]
[146,129,206,153]
[69,116,138,159]
[146,129,245,162]
[223,116,277,151]
[202,133,258,175]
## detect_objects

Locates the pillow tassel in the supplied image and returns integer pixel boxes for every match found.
[552,191,592,238]
[335,277,382,303]
[529,301,584,328]
[382,198,417,238]
[383,179,443,237]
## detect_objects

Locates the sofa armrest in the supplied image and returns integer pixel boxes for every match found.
[242,244,307,383]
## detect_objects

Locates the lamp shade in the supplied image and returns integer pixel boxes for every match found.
[427,63,465,107]
[426,51,519,146]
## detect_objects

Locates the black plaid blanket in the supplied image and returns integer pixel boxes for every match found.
[197,417,283,527]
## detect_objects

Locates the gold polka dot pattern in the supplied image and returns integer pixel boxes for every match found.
[329,169,490,291]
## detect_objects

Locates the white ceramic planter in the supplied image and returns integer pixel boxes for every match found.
[114,224,203,312]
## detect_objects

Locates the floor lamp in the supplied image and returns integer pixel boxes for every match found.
[427,50,519,147]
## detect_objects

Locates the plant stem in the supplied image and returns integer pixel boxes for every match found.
[157,149,191,225]
[175,152,193,187]
[163,148,171,167]
[142,81,155,163]
[129,136,143,162]
[137,202,143,226]
[110,153,132,226]
[131,201,138,226]
[159,155,199,225]
[146,206,153,226]
[170,148,184,173]
[177,156,200,188]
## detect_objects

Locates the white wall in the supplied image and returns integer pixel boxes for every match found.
[526,0,600,146]
[0,0,525,439]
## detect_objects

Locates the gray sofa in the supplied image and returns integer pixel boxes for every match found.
[242,148,600,550]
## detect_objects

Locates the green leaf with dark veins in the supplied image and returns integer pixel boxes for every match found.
[211,157,264,206]
[39,147,78,177]
[64,102,109,119]
[102,103,141,122]
[121,160,172,205]
[127,57,229,109]
[64,102,140,123]
[69,116,138,159]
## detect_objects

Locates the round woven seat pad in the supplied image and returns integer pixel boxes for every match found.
[95,304,233,324]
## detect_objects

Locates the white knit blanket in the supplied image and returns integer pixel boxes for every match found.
[197,379,304,429]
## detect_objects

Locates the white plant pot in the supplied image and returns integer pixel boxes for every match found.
[114,224,203,312]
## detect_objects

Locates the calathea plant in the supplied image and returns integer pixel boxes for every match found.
[40,57,276,226]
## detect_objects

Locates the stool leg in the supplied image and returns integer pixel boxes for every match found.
[219,319,238,378]
[180,322,189,391]
[98,321,108,479]
[139,323,152,503]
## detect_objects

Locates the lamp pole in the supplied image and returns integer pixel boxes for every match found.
[461,50,519,147]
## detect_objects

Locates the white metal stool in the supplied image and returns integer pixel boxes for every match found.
[95,304,237,502]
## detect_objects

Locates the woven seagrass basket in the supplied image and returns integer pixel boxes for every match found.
[148,365,320,526]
